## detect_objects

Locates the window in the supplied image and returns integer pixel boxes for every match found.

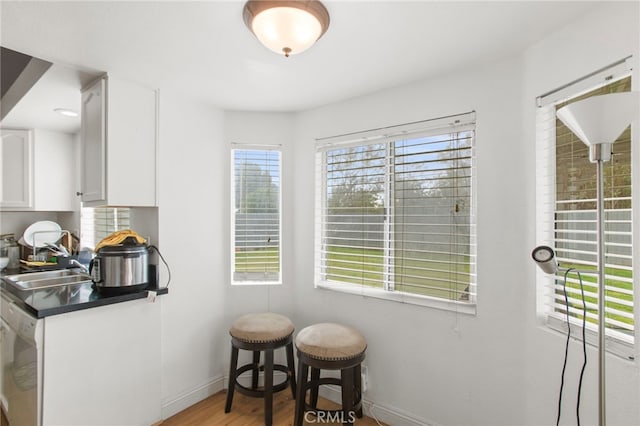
[80,207,131,250]
[315,112,476,311]
[231,148,281,285]
[536,61,634,353]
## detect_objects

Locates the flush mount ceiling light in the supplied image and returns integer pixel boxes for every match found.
[243,0,330,57]
[54,108,78,117]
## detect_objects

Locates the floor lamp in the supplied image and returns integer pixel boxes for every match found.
[540,91,639,426]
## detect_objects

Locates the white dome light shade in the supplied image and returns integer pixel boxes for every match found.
[252,7,321,56]
[557,92,640,147]
[243,1,330,57]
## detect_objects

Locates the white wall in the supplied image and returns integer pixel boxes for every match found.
[157,103,297,418]
[292,55,528,425]
[522,3,640,426]
[157,92,228,418]
[0,211,61,236]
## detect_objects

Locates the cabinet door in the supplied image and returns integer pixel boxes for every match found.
[42,300,162,425]
[105,76,158,207]
[33,130,77,211]
[0,129,33,210]
[80,77,106,203]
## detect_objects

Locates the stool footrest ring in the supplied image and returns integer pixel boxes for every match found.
[305,376,341,389]
[234,363,292,398]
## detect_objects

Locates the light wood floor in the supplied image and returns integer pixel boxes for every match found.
[161,390,385,425]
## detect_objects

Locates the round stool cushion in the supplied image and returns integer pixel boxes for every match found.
[230,312,294,343]
[296,323,367,361]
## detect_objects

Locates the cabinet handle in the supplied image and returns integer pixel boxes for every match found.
[76,191,83,196]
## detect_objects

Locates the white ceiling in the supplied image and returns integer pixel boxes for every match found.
[0,1,599,132]
[1,63,97,133]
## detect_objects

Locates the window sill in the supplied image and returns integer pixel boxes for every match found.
[315,280,476,315]
[232,271,281,286]
[546,314,635,361]
[231,281,282,286]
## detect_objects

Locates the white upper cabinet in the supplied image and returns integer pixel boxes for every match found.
[0,129,33,209]
[0,128,77,211]
[80,75,158,207]
[32,129,77,211]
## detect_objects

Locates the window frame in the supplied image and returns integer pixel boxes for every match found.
[314,112,477,314]
[80,206,131,251]
[230,145,283,286]
[535,58,636,358]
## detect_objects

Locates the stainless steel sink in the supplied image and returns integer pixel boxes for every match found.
[3,269,92,291]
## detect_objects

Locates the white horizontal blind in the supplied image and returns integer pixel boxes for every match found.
[80,207,131,250]
[316,114,476,303]
[537,74,634,344]
[232,148,281,284]
[321,143,386,288]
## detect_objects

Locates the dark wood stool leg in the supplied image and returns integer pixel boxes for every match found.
[354,364,363,418]
[252,350,261,389]
[263,349,274,426]
[340,367,355,425]
[294,360,309,426]
[310,367,321,409]
[285,342,297,398]
[224,345,239,413]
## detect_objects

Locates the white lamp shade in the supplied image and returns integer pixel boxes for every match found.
[556,92,640,146]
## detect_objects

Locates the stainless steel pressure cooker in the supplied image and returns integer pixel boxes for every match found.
[90,240,149,293]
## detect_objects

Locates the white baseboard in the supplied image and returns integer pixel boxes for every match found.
[161,376,225,420]
[318,385,440,426]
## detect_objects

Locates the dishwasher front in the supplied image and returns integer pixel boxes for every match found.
[0,293,43,426]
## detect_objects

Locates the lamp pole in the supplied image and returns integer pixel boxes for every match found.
[554,91,639,426]
[594,151,607,426]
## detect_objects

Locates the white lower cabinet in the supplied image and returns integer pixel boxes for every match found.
[42,299,162,425]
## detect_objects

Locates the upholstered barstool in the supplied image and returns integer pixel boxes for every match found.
[294,323,367,426]
[225,312,296,426]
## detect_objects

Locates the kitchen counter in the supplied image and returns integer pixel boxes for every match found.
[1,269,165,426]
[0,275,168,318]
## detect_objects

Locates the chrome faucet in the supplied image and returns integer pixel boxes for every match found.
[68,258,90,274]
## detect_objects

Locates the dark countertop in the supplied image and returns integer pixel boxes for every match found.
[1,270,168,319]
